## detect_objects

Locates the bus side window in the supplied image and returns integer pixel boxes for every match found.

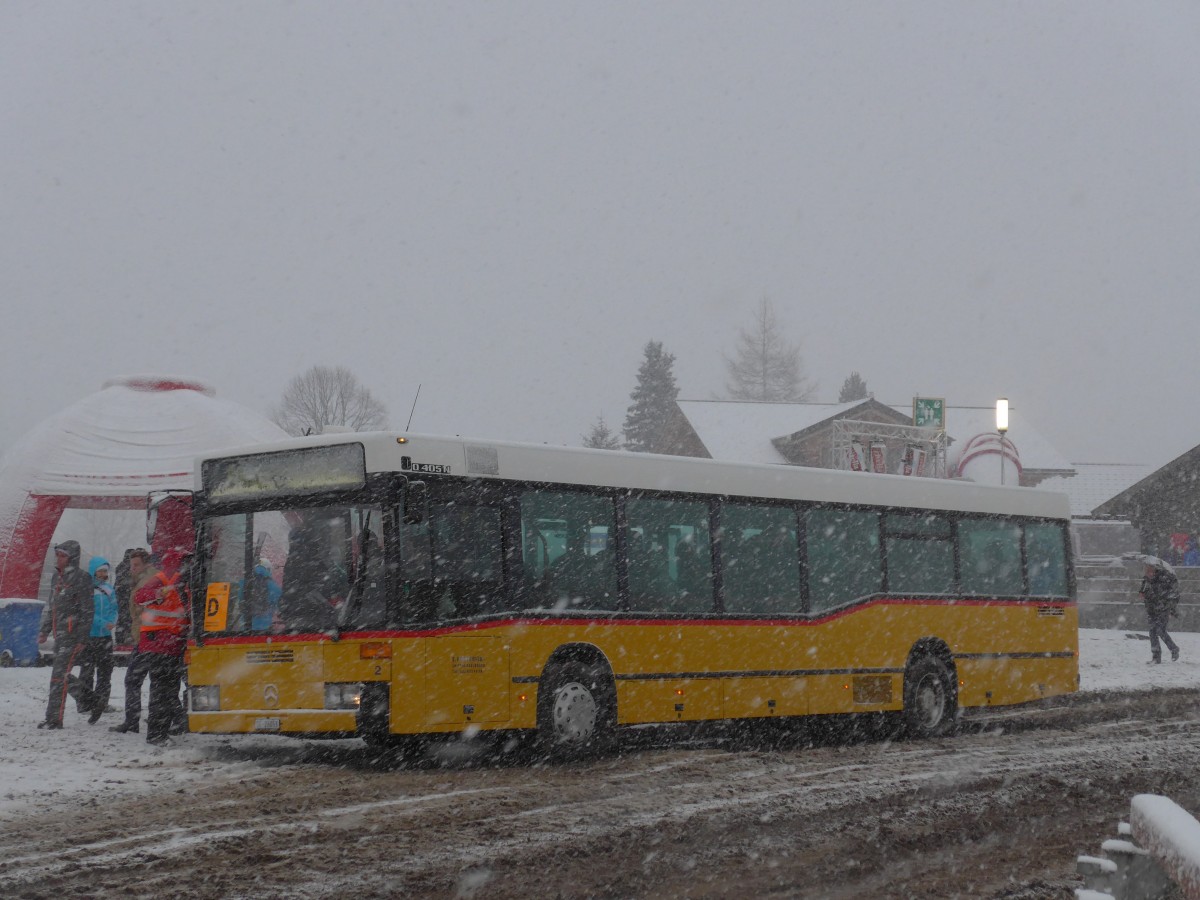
[516,490,618,612]
[626,496,713,614]
[806,508,882,613]
[958,518,1023,596]
[883,513,955,597]
[720,503,801,614]
[429,503,504,618]
[1026,523,1069,596]
[398,519,437,623]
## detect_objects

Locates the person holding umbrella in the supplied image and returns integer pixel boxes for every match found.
[1139,560,1181,664]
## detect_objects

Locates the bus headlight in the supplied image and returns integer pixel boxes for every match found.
[191,685,220,711]
[324,682,363,710]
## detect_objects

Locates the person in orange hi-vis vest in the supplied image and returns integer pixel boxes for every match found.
[110,549,156,735]
[134,548,190,746]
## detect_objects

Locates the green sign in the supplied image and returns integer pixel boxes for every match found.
[913,397,945,429]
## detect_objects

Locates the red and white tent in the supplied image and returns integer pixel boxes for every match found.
[0,376,285,598]
[950,432,1022,486]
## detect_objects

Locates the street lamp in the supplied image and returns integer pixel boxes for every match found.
[996,398,1009,485]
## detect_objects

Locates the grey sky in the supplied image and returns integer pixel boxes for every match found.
[3,2,1198,466]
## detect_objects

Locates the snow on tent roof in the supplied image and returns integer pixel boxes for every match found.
[0,375,286,498]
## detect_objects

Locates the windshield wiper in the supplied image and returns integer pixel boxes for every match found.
[337,509,375,637]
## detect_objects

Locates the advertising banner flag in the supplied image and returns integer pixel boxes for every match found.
[870,442,887,474]
[900,444,927,477]
[849,440,866,471]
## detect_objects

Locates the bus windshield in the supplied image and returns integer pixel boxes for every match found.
[201,503,385,635]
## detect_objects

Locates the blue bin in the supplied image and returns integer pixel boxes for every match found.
[0,599,46,667]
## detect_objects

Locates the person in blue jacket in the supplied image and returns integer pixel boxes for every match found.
[79,556,118,724]
[249,559,283,631]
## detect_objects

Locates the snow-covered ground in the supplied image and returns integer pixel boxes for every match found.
[0,628,1196,821]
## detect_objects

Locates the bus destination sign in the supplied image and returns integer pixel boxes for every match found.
[203,442,367,503]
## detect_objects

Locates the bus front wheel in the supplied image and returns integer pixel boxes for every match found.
[537,660,614,757]
[903,655,957,739]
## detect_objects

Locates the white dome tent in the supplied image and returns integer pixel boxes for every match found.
[0,376,285,599]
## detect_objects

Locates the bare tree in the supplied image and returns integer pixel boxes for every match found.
[724,298,816,402]
[271,365,388,436]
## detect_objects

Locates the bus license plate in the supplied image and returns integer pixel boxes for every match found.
[253,717,281,732]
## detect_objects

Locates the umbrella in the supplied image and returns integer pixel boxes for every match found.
[1120,552,1176,575]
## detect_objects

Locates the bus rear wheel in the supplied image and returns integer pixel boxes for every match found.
[537,660,614,758]
[903,655,957,739]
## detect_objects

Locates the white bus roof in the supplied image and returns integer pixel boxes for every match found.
[195,431,1071,520]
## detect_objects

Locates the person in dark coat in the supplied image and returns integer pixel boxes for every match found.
[38,540,95,728]
[1140,563,1181,664]
[113,549,137,648]
[279,521,341,632]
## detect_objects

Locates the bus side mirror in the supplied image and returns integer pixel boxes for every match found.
[404,481,428,525]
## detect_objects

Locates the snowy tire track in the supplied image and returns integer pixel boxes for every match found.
[3,688,1200,898]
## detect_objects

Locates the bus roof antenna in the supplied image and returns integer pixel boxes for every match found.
[405,384,422,431]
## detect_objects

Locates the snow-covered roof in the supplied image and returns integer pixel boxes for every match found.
[675,399,878,465]
[674,399,1074,475]
[1036,463,1156,517]
[0,376,286,499]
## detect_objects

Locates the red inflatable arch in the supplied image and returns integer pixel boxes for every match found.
[951,432,1023,486]
[0,376,286,598]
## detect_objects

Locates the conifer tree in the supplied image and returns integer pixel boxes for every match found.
[582,415,622,450]
[838,371,869,403]
[623,341,679,453]
[724,298,816,402]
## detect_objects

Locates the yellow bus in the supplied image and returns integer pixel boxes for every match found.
[183,431,1077,755]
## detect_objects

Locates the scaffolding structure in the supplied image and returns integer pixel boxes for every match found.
[831,419,949,478]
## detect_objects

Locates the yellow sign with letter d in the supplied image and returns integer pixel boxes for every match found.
[204,582,231,633]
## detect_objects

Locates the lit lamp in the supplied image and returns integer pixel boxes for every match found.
[996,397,1009,485]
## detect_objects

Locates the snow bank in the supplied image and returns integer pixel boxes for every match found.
[1130,794,1200,896]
